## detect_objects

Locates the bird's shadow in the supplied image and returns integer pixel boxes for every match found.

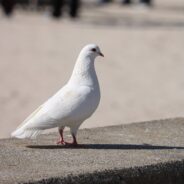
[26,144,184,150]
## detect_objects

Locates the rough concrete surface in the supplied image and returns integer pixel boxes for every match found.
[1,118,184,184]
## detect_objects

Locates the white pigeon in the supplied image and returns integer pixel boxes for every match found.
[11,44,104,145]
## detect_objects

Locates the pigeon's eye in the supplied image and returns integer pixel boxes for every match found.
[91,48,96,52]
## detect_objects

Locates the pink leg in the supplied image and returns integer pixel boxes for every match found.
[64,133,78,146]
[57,127,65,145]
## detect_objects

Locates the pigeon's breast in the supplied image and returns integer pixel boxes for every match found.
[46,85,100,124]
[68,85,100,122]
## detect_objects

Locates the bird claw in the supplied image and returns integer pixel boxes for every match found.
[56,140,78,146]
[57,140,65,145]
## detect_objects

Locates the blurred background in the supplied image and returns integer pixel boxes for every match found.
[0,0,184,138]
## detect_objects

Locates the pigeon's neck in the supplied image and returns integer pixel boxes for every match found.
[68,55,99,87]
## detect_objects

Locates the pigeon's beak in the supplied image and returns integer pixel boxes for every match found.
[99,52,104,57]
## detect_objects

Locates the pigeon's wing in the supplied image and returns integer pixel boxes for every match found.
[11,85,91,139]
[45,85,92,122]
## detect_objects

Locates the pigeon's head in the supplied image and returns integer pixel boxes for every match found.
[80,44,104,60]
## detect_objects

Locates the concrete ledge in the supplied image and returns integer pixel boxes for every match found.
[27,160,184,184]
[1,118,184,184]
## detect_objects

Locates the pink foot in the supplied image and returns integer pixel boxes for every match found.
[56,128,78,146]
[57,140,65,145]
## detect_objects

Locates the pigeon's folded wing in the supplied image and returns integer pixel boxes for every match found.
[45,85,92,122]
[11,85,91,138]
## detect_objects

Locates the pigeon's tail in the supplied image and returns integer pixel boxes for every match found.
[11,105,46,139]
[11,127,42,139]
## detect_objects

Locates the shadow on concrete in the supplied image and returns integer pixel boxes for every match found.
[27,143,184,150]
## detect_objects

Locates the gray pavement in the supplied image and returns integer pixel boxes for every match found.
[1,118,184,183]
